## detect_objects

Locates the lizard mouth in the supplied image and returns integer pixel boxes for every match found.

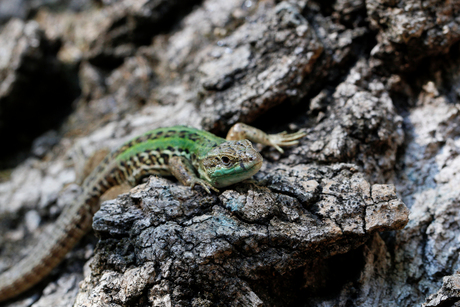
[245,160,263,172]
[211,159,263,188]
[232,154,263,176]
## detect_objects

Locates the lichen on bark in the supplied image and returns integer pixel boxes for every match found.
[0,0,459,306]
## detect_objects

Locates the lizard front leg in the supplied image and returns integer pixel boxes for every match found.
[226,123,306,153]
[169,156,219,193]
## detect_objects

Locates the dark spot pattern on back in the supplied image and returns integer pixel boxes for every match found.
[106,173,117,186]
[131,156,140,168]
[135,135,148,144]
[164,130,176,138]
[188,133,200,142]
[137,154,144,163]
[124,164,133,176]
[178,130,187,138]
[96,165,105,173]
[118,170,126,182]
[144,132,154,140]
[115,145,128,156]
[86,175,96,186]
[161,153,170,164]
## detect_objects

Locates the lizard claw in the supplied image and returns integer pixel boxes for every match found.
[267,130,307,153]
[190,179,219,194]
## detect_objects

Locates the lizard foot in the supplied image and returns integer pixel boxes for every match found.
[190,179,220,194]
[267,130,306,153]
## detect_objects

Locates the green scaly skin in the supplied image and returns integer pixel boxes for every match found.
[0,124,304,302]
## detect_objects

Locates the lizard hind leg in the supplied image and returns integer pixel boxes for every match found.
[99,182,132,202]
[226,123,306,153]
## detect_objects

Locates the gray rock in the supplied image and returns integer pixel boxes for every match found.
[75,164,408,306]
[367,0,460,71]
[24,210,41,232]
[196,1,369,132]
[0,19,78,159]
[282,58,404,184]
[31,130,60,158]
[32,273,81,307]
[0,0,94,25]
[2,0,460,306]
[423,274,460,307]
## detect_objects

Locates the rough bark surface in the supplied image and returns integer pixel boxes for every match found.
[0,19,78,165]
[76,165,408,306]
[0,0,459,306]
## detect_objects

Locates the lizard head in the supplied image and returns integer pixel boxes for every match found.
[198,139,263,188]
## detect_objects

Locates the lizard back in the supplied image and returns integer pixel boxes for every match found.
[0,126,225,301]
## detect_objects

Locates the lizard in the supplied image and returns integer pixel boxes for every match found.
[0,123,305,302]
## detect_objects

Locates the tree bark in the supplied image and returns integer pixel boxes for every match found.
[0,0,459,306]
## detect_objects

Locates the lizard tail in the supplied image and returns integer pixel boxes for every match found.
[0,193,98,302]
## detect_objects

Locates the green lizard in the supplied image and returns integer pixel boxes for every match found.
[0,123,305,301]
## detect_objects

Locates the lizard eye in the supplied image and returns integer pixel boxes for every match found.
[221,156,230,165]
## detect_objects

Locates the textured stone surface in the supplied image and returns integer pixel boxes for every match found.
[197,2,324,130]
[75,165,408,306]
[423,274,460,307]
[282,58,404,183]
[0,18,78,163]
[367,0,460,71]
[1,0,460,306]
